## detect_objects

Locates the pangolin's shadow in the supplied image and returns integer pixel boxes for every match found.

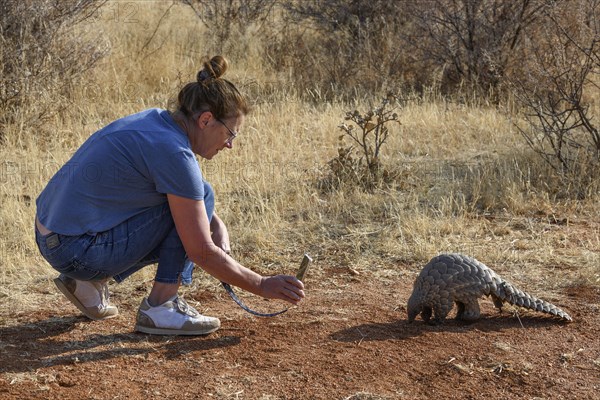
[330,313,570,343]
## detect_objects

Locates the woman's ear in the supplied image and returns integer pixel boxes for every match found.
[197,111,213,129]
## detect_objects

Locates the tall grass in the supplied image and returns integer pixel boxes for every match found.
[1,1,598,304]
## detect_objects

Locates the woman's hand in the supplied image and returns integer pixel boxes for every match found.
[260,275,305,305]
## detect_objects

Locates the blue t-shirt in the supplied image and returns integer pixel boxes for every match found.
[36,108,204,235]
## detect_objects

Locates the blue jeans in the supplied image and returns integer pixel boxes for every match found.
[35,181,215,285]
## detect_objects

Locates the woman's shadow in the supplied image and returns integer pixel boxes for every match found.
[0,315,240,373]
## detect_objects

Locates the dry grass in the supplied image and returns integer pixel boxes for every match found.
[1,1,598,314]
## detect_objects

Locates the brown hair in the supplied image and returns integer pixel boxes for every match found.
[175,55,249,119]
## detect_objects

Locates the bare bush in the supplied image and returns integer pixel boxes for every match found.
[401,0,545,94]
[508,0,600,197]
[0,0,107,143]
[269,0,409,99]
[270,0,552,99]
[180,0,277,54]
[177,0,595,106]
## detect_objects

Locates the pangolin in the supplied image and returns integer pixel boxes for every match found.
[407,253,572,324]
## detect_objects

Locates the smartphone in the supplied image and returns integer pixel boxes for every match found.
[296,254,312,281]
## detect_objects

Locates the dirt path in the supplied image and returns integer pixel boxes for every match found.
[1,267,598,400]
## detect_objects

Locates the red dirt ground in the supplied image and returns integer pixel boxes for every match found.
[1,264,598,400]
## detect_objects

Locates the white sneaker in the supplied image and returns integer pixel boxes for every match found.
[53,274,119,320]
[135,296,220,335]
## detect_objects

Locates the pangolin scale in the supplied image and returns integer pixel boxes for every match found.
[407,253,572,324]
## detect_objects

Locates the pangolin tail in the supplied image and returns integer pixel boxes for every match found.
[494,281,572,322]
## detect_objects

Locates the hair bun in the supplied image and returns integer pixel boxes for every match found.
[197,55,229,83]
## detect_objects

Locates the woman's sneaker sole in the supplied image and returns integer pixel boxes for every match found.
[134,323,220,336]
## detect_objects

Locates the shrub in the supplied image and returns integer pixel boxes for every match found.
[0,0,107,144]
[323,93,402,191]
[401,0,545,95]
[180,0,277,54]
[268,0,410,100]
[507,0,600,198]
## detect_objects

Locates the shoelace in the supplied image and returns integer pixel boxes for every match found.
[174,296,200,317]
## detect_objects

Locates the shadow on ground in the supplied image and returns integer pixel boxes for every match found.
[0,315,240,373]
[330,313,570,343]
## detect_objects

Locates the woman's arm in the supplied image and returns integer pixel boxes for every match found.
[209,212,231,254]
[167,193,305,304]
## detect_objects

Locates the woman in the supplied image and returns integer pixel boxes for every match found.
[35,55,305,335]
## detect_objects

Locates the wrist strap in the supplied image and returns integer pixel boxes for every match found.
[221,282,288,317]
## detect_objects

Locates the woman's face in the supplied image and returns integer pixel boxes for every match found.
[191,112,244,159]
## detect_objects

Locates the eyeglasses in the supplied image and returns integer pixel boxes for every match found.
[216,118,238,145]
